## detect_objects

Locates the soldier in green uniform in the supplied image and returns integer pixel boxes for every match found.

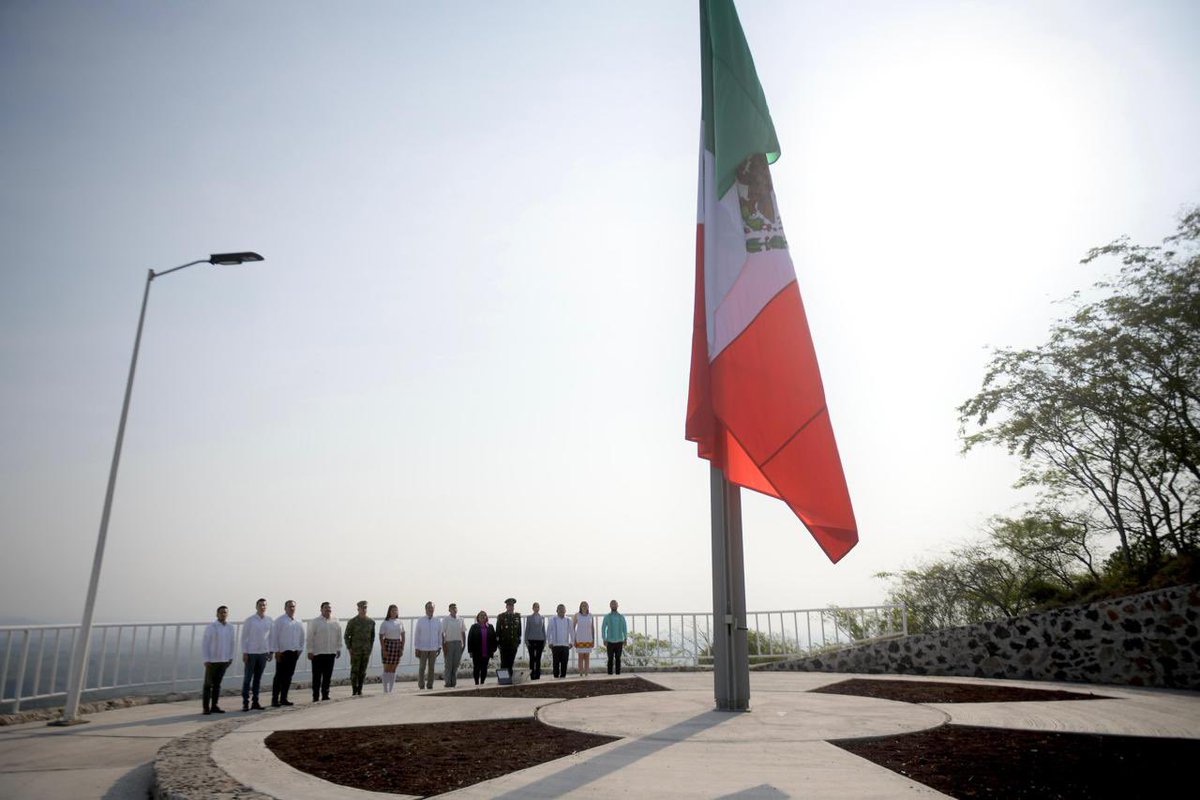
[343,600,376,696]
[496,597,522,674]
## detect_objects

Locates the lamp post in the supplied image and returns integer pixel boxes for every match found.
[53,252,264,725]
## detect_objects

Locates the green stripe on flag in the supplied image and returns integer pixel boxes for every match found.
[701,0,782,197]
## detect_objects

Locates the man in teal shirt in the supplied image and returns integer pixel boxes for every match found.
[602,599,628,675]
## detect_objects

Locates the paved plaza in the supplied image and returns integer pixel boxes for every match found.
[2,672,1199,798]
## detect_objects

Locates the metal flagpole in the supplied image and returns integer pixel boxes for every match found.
[710,464,750,711]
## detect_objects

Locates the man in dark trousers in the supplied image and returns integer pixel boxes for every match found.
[306,602,341,701]
[271,599,304,706]
[545,603,573,678]
[201,605,234,714]
[602,599,628,675]
[524,601,546,679]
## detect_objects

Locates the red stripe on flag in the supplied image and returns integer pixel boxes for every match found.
[686,223,715,457]
[689,272,858,562]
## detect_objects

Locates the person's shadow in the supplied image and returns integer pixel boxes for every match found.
[490,709,735,799]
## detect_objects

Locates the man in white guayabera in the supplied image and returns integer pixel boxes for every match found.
[441,603,466,688]
[271,600,305,707]
[413,602,442,690]
[307,602,342,701]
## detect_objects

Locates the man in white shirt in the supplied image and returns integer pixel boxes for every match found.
[441,603,466,688]
[201,605,234,715]
[545,603,574,679]
[413,601,441,690]
[241,598,274,711]
[270,600,305,707]
[307,601,342,701]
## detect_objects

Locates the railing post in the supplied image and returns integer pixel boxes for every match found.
[144,625,154,684]
[186,625,198,688]
[109,627,125,689]
[171,626,181,692]
[49,629,64,697]
[13,630,31,713]
[30,630,46,699]
[1,631,12,708]
[152,626,163,684]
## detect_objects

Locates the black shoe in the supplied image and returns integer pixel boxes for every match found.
[203,709,211,715]
[242,704,250,712]
[251,702,264,710]
[281,700,294,706]
[211,707,225,714]
[270,702,280,708]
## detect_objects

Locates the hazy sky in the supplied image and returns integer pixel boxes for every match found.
[2,1,1197,624]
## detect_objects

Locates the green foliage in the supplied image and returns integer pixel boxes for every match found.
[825,605,907,641]
[959,207,1200,574]
[623,632,677,668]
[877,511,1105,632]
[695,628,799,664]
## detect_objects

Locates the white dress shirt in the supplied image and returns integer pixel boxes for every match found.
[413,615,442,651]
[546,615,574,647]
[441,615,465,644]
[380,618,406,640]
[202,620,235,662]
[272,613,305,652]
[307,616,342,655]
[241,612,273,654]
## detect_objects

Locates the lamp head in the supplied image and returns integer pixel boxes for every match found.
[208,251,264,266]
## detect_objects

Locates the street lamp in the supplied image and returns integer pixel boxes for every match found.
[53,252,265,725]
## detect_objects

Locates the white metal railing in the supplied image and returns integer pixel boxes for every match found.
[0,605,906,713]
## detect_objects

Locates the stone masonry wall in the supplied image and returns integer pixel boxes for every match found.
[767,583,1200,689]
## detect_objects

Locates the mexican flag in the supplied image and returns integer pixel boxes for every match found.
[687,0,858,563]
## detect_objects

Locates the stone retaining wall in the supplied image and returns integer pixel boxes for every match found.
[767,583,1200,689]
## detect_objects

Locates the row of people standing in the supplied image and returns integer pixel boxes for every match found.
[200,598,310,713]
[469,599,628,682]
[201,598,376,713]
[199,597,630,713]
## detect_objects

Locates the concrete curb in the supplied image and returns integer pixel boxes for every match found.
[153,699,350,799]
[153,712,270,800]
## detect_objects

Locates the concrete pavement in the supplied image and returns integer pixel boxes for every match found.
[3,672,1199,799]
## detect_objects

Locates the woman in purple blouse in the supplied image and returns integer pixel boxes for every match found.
[467,610,498,685]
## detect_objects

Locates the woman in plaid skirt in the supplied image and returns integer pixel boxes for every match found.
[379,604,406,693]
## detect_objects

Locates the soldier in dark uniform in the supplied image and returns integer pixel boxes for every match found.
[496,597,522,674]
[343,600,376,696]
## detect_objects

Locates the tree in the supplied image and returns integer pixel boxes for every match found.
[959,208,1200,574]
[623,632,677,668]
[876,510,1103,632]
[986,509,1101,591]
[876,555,1004,633]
